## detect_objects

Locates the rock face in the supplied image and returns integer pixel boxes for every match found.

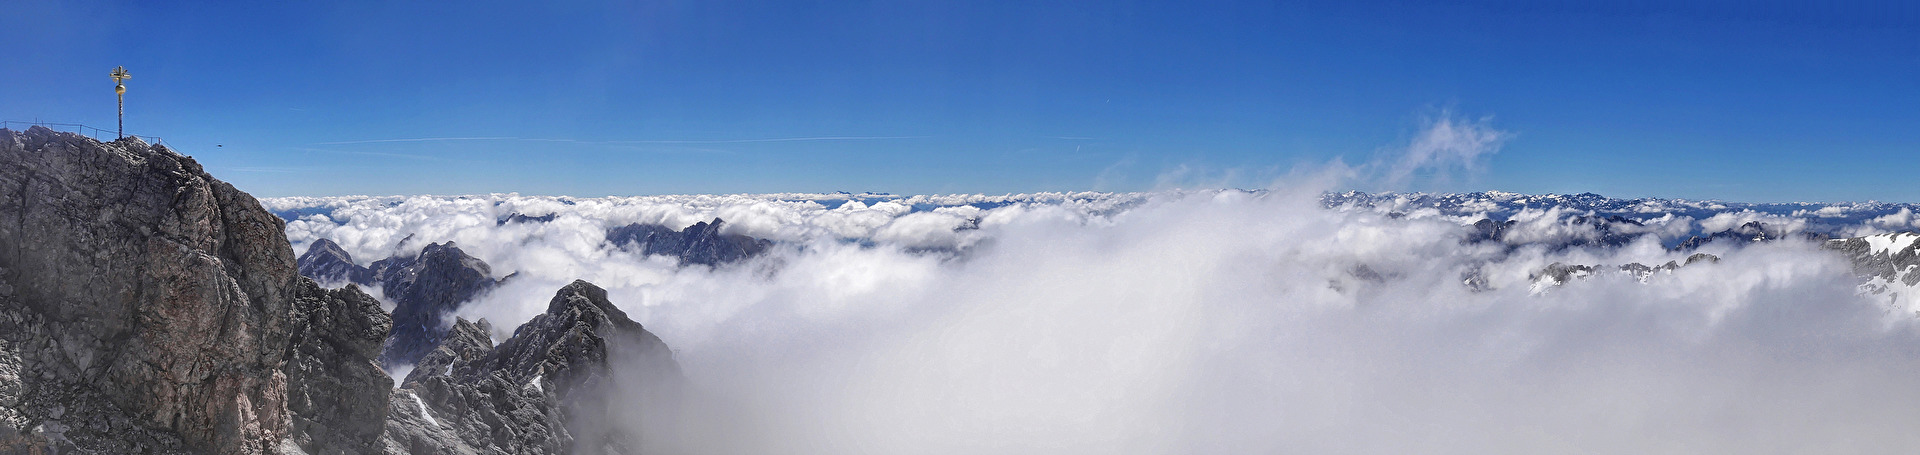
[0,126,392,453]
[606,218,771,267]
[282,280,394,454]
[383,280,681,454]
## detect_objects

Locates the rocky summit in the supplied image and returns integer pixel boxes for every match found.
[0,127,681,455]
[0,126,386,453]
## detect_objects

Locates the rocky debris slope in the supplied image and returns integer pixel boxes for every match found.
[0,126,392,454]
[382,280,681,454]
[296,239,505,369]
[606,218,771,267]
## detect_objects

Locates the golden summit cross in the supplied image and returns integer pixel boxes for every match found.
[111,66,130,139]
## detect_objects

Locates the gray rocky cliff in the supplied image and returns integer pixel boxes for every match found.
[0,126,392,454]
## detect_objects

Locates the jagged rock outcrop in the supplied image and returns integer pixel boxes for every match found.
[0,126,392,454]
[383,280,681,454]
[607,218,771,267]
[497,212,556,226]
[369,242,503,369]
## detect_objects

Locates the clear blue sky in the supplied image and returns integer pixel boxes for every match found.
[4,1,1916,201]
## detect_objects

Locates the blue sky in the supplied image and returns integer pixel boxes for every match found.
[4,1,1916,201]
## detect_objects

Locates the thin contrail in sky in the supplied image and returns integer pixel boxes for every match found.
[315,137,518,145]
[293,147,454,162]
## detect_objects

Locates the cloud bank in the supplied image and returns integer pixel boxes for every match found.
[263,180,1920,453]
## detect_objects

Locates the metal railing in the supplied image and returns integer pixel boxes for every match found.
[1,120,165,146]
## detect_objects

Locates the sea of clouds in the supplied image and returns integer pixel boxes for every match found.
[262,117,1920,453]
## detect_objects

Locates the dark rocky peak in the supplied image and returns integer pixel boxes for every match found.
[1466,218,1517,244]
[497,212,557,225]
[607,217,773,267]
[375,241,504,369]
[383,280,680,454]
[0,127,393,453]
[297,237,373,284]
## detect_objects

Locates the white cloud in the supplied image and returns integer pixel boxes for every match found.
[1382,113,1510,188]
